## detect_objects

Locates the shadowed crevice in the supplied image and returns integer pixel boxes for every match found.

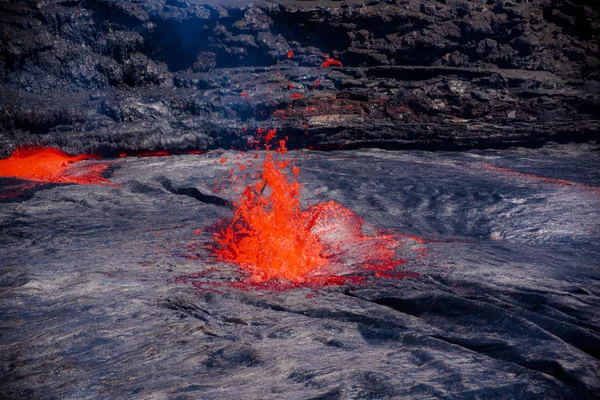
[158,177,232,208]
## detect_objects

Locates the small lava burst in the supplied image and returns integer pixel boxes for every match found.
[0,147,111,188]
[210,133,421,287]
[214,140,328,283]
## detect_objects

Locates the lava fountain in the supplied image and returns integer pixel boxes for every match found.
[212,133,420,285]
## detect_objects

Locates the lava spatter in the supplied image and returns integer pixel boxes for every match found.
[214,139,329,283]
[211,132,421,286]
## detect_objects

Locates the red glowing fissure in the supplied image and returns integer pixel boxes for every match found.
[484,163,600,192]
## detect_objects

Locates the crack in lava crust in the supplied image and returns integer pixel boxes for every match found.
[212,137,420,286]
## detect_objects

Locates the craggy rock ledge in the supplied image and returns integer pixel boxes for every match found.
[0,0,599,157]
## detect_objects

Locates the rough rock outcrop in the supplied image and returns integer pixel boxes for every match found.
[0,0,598,157]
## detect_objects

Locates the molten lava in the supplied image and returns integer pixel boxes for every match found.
[213,133,416,285]
[214,140,328,282]
[0,147,110,184]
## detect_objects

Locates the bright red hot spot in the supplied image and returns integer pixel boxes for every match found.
[0,147,110,184]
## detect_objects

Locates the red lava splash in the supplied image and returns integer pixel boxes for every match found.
[0,147,110,185]
[214,139,328,283]
[211,132,422,286]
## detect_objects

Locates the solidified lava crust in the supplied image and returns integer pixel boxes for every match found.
[1,144,600,399]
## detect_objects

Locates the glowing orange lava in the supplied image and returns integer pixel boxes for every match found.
[0,147,110,184]
[213,132,416,285]
[214,140,328,282]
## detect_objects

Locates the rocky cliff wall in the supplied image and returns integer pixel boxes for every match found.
[0,0,598,157]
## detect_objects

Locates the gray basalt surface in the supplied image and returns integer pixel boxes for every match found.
[1,0,599,157]
[1,143,599,399]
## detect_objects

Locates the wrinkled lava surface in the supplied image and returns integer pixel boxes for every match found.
[1,144,599,399]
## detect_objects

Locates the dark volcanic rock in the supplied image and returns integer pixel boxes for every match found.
[0,0,600,155]
[0,0,599,154]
